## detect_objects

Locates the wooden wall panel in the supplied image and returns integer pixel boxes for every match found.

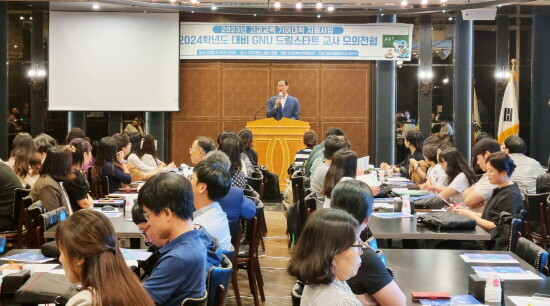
[172,61,373,169]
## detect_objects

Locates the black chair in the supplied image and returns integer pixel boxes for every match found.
[514,237,549,272]
[238,217,265,306]
[291,281,304,306]
[509,218,523,253]
[246,169,264,200]
[180,291,208,306]
[524,192,550,249]
[228,223,242,306]
[0,188,31,248]
[35,207,68,246]
[25,200,45,248]
[206,254,233,306]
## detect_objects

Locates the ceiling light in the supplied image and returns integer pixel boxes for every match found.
[190,0,198,6]
[421,0,428,7]
[169,0,177,4]
[296,1,302,10]
[316,0,323,10]
[92,4,100,10]
[317,14,321,18]
[274,1,281,10]
[400,0,407,8]
[211,5,217,10]
[448,16,453,21]
[254,13,257,16]
[19,16,24,20]
[440,0,446,6]
[327,5,335,12]
[443,77,449,84]
[30,17,33,20]
[14,45,18,48]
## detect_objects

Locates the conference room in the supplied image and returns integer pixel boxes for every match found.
[1,0,550,305]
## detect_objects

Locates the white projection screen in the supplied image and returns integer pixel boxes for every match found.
[49,12,179,111]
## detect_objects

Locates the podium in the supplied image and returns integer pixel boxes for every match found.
[246,118,311,192]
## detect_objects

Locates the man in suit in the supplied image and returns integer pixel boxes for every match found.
[266,80,300,120]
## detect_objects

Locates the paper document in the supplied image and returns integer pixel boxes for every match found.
[357,156,370,169]
[372,212,414,219]
[22,264,59,273]
[472,266,543,280]
[460,253,519,264]
[121,248,153,261]
[420,294,481,305]
[508,296,550,306]
[1,253,54,263]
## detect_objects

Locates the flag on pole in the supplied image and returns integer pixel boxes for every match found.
[473,87,481,139]
[497,75,519,144]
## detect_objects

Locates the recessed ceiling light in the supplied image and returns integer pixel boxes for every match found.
[92,4,100,10]
[211,5,217,10]
[274,1,281,9]
[317,14,321,18]
[327,5,335,11]
[316,1,323,10]
[29,17,33,20]
[448,17,453,21]
[19,16,24,20]
[296,1,303,10]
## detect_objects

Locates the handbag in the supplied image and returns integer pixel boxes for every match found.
[413,196,446,209]
[15,272,80,305]
[417,211,476,230]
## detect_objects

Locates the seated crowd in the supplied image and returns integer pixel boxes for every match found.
[0,124,548,306]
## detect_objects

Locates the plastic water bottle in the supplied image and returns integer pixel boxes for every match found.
[484,272,502,302]
[125,199,134,216]
[378,168,385,181]
[401,194,411,214]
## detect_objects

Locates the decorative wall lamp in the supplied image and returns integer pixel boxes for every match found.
[27,64,46,90]
[495,65,510,92]
[419,66,433,100]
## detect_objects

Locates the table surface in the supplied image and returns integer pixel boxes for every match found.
[44,208,141,239]
[383,249,550,304]
[369,213,492,240]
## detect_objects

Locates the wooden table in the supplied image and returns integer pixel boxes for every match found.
[44,208,141,240]
[369,213,491,241]
[383,249,550,304]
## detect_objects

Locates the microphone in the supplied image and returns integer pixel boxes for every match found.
[254,99,270,121]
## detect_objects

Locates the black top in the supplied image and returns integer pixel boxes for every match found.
[101,162,132,193]
[481,183,522,225]
[347,247,394,296]
[0,163,23,231]
[243,148,258,167]
[64,170,90,212]
[536,173,550,194]
[396,150,424,178]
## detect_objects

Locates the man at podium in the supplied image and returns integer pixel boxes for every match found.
[266,80,300,120]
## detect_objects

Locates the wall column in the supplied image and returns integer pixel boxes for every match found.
[374,14,396,165]
[495,14,509,135]
[145,112,165,161]
[530,7,550,164]
[0,3,8,159]
[453,12,473,161]
[67,112,87,134]
[30,11,45,136]
[418,15,433,138]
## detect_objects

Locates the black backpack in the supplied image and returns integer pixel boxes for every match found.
[259,166,281,201]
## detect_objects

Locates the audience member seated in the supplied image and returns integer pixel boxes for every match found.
[130,134,176,173]
[124,113,145,136]
[218,131,254,176]
[310,136,350,208]
[7,132,40,188]
[56,209,154,306]
[503,135,546,197]
[332,180,406,305]
[453,152,522,249]
[460,138,501,212]
[293,130,317,171]
[219,138,248,189]
[189,136,216,165]
[0,162,24,231]
[380,130,424,178]
[420,141,452,191]
[191,160,233,251]
[65,128,93,172]
[30,145,73,212]
[131,204,222,279]
[204,151,256,223]
[138,172,207,305]
[239,128,259,167]
[287,209,363,306]
[113,133,159,182]
[535,157,550,193]
[408,136,441,184]
[323,149,357,208]
[34,133,57,164]
[423,147,477,204]
[92,137,132,194]
[437,113,454,142]
[303,127,345,178]
[64,138,93,212]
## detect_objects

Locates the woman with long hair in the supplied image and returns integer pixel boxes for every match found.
[131,134,175,173]
[8,132,41,188]
[30,145,74,212]
[219,137,247,189]
[424,147,477,203]
[56,209,154,306]
[112,133,159,182]
[64,138,93,212]
[288,209,362,306]
[239,128,258,167]
[380,130,424,178]
[92,137,131,194]
[322,149,358,208]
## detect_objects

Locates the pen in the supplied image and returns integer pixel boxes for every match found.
[8,260,14,265]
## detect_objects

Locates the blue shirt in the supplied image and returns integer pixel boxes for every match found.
[218,187,256,223]
[143,229,206,306]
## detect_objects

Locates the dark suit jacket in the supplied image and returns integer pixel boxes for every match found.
[266,94,300,120]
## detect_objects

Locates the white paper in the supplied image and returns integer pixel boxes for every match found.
[371,212,414,219]
[474,270,542,280]
[48,269,66,275]
[22,264,59,274]
[459,254,519,264]
[356,174,381,186]
[125,259,139,268]
[385,177,410,182]
[509,296,550,306]
[357,156,370,169]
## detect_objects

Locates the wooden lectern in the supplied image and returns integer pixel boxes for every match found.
[246,118,311,192]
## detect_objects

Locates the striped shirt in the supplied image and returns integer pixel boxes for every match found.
[293,148,313,169]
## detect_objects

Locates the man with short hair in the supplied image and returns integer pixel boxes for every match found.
[504,135,546,197]
[189,136,216,165]
[138,172,207,305]
[303,127,345,178]
[191,160,233,251]
[266,80,300,120]
[461,138,501,212]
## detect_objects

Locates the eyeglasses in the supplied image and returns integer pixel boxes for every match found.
[140,224,151,238]
[351,238,366,255]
